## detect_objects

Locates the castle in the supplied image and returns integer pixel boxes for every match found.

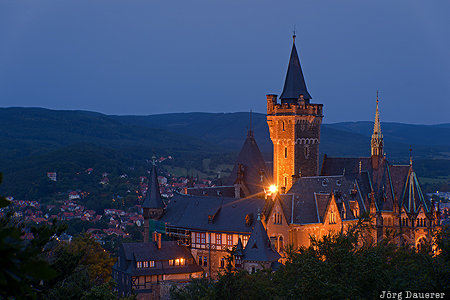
[113,35,440,299]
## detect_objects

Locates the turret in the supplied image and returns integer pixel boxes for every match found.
[142,160,165,242]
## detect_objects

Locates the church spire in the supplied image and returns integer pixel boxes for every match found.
[371,91,384,157]
[280,34,312,103]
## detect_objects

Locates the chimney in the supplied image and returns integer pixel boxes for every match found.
[154,232,162,249]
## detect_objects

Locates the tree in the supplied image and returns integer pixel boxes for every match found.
[0,173,66,299]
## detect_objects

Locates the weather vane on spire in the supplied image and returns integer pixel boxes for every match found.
[293,25,296,42]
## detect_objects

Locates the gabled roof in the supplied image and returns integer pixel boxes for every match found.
[243,215,280,262]
[235,238,244,256]
[122,241,191,261]
[280,37,312,101]
[400,165,429,214]
[160,194,268,233]
[142,163,165,209]
[282,175,365,224]
[227,131,270,197]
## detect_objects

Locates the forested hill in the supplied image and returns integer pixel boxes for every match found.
[113,112,450,162]
[0,107,449,197]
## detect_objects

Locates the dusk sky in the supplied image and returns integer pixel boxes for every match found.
[0,0,449,124]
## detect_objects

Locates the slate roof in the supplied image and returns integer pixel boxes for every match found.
[186,186,235,198]
[160,194,269,234]
[226,131,271,197]
[280,38,312,102]
[399,166,430,214]
[116,241,203,276]
[281,175,363,224]
[122,241,191,261]
[143,164,165,209]
[320,155,430,215]
[243,216,281,262]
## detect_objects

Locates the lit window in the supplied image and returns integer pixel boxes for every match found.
[180,258,185,266]
[169,259,174,266]
[143,261,148,268]
[195,232,201,244]
[216,233,222,245]
[175,259,180,266]
[137,261,142,268]
[149,261,155,268]
[227,234,233,246]
[201,233,206,244]
[242,235,249,247]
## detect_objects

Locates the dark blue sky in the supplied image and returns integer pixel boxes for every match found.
[1,0,449,124]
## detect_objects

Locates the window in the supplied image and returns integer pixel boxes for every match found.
[227,234,233,246]
[284,147,288,158]
[282,121,285,131]
[216,233,222,245]
[149,261,155,268]
[284,176,288,188]
[195,232,201,244]
[169,259,174,266]
[220,257,225,268]
[143,261,148,268]
[203,256,208,267]
[198,256,202,265]
[137,261,142,268]
[242,235,249,247]
[201,233,206,244]
[304,145,309,159]
[329,211,336,224]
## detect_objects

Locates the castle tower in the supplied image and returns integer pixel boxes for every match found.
[371,92,384,169]
[142,160,165,242]
[267,35,323,192]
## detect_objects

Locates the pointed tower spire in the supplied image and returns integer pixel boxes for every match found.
[371,91,384,157]
[247,109,254,138]
[409,146,413,166]
[142,159,165,228]
[280,33,312,103]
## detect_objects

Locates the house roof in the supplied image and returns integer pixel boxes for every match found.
[282,175,364,224]
[279,37,312,102]
[243,215,280,262]
[122,241,191,262]
[142,163,165,209]
[160,194,269,234]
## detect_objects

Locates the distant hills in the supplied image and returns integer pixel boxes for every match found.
[1,107,449,196]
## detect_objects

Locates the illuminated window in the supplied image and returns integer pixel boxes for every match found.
[180,258,185,266]
[149,261,155,268]
[242,235,249,247]
[227,234,233,246]
[143,261,148,268]
[201,233,206,244]
[137,261,142,268]
[216,233,222,245]
[330,211,336,224]
[195,232,201,244]
[169,259,174,266]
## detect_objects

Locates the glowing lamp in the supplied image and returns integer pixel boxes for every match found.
[269,185,277,194]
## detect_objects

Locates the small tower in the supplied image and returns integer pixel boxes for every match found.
[267,34,323,192]
[142,160,165,242]
[371,92,384,156]
[242,213,280,273]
